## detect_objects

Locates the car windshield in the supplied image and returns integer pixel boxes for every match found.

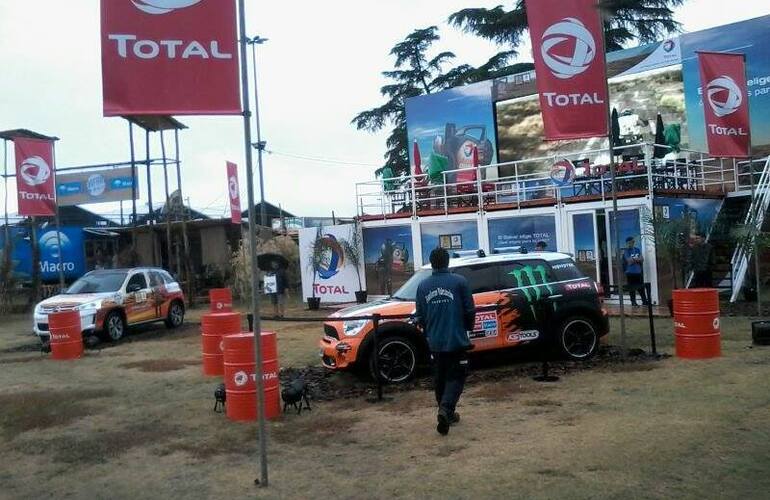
[65,272,127,294]
[392,269,431,301]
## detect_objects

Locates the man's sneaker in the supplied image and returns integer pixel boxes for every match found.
[449,412,460,425]
[436,409,450,435]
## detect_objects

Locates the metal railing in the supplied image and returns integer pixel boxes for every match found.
[357,142,737,219]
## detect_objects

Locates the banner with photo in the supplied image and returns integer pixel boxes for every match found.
[419,221,479,262]
[56,166,137,206]
[362,225,414,296]
[299,224,364,303]
[488,215,557,253]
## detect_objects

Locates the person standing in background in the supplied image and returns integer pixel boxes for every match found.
[689,233,713,288]
[622,236,648,306]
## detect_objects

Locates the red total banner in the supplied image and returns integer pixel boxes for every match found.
[697,52,751,158]
[525,0,609,140]
[14,138,57,216]
[100,0,241,116]
[227,161,242,224]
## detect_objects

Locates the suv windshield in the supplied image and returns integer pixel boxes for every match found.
[65,272,127,294]
[550,259,586,281]
[392,269,431,300]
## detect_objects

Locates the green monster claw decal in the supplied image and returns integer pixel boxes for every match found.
[508,264,554,310]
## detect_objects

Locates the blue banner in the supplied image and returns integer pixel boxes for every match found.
[0,226,85,282]
[420,221,479,262]
[488,215,557,252]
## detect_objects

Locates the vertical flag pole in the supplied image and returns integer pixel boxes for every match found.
[52,141,65,291]
[237,0,268,487]
[160,130,173,271]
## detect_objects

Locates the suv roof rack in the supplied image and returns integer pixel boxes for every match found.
[492,246,528,255]
[451,249,486,259]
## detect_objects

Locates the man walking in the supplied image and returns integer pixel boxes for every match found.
[415,248,475,436]
[622,236,648,306]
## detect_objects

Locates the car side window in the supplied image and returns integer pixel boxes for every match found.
[149,272,164,288]
[126,272,148,291]
[161,271,175,284]
[453,264,498,294]
[498,260,555,289]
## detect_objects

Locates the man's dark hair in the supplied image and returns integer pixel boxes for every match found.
[429,247,450,270]
[536,241,547,249]
[626,236,635,243]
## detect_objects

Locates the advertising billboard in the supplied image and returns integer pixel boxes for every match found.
[362,225,414,295]
[0,226,85,282]
[419,221,479,262]
[226,162,241,224]
[299,224,364,303]
[14,138,56,216]
[488,215,557,253]
[56,167,137,206]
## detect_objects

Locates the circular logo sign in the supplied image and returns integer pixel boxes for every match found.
[19,156,51,187]
[663,39,675,53]
[706,75,743,117]
[233,370,249,387]
[131,0,202,15]
[315,234,344,280]
[713,317,720,330]
[228,176,239,201]
[550,159,575,186]
[541,17,596,80]
[87,174,107,198]
[40,231,71,260]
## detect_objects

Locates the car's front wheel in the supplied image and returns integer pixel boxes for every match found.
[556,316,599,360]
[165,300,185,329]
[102,311,127,342]
[369,335,418,384]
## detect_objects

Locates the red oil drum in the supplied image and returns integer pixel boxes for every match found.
[673,288,721,359]
[49,310,83,360]
[201,312,242,376]
[222,331,281,422]
[209,288,233,312]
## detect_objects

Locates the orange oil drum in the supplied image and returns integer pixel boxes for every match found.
[49,310,83,360]
[222,331,281,422]
[209,288,233,312]
[672,288,721,359]
[201,312,242,376]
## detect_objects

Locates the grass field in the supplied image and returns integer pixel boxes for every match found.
[1,300,768,499]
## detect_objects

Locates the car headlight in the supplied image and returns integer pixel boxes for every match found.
[342,319,369,337]
[77,301,102,312]
[34,303,43,315]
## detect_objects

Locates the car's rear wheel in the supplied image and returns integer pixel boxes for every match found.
[369,335,418,384]
[165,300,185,329]
[102,311,127,341]
[556,316,598,360]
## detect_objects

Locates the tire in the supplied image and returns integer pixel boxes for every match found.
[369,335,418,384]
[102,310,127,341]
[555,316,599,360]
[165,300,185,329]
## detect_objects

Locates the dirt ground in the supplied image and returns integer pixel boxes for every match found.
[1,300,769,499]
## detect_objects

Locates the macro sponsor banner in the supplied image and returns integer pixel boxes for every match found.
[362,225,414,295]
[525,0,609,140]
[488,215,557,253]
[100,0,241,116]
[14,138,56,216]
[226,161,241,224]
[697,52,751,158]
[299,224,364,303]
[0,226,85,282]
[56,166,137,206]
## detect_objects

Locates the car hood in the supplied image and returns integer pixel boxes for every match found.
[38,292,116,309]
[329,299,415,319]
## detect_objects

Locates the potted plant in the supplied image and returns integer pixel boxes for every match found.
[341,222,367,303]
[307,225,324,310]
[729,224,770,304]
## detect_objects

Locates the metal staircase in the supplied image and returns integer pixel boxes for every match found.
[730,156,770,302]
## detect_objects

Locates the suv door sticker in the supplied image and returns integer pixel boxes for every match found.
[470,310,498,340]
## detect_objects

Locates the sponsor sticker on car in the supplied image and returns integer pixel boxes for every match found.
[506,330,540,343]
[470,311,498,340]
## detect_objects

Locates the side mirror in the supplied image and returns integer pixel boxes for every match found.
[127,283,142,293]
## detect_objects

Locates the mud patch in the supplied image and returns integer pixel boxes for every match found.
[536,468,575,478]
[119,358,199,372]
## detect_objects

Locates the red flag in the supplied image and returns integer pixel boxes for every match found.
[100,0,241,116]
[15,138,56,216]
[226,161,241,224]
[412,140,422,176]
[525,0,609,140]
[697,52,751,158]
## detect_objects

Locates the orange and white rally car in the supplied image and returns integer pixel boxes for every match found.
[33,267,185,342]
[320,250,609,383]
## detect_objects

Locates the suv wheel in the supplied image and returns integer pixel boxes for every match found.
[557,316,598,360]
[165,301,184,329]
[102,311,127,341]
[370,335,418,384]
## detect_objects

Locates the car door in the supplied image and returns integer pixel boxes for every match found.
[124,271,154,324]
[453,263,501,352]
[148,271,167,319]
[496,260,554,347]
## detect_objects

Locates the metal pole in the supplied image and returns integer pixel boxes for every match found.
[160,130,173,271]
[2,140,11,303]
[145,129,157,266]
[748,157,761,315]
[174,129,193,301]
[52,142,65,290]
[645,282,657,355]
[250,38,268,228]
[128,122,138,260]
[608,134,627,353]
[371,313,383,401]
[238,0,268,486]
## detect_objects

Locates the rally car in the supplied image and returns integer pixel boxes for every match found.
[33,267,185,342]
[320,250,608,383]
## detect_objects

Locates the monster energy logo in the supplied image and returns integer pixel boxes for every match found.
[509,264,553,302]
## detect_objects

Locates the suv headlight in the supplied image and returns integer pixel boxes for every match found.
[342,319,369,337]
[77,301,102,312]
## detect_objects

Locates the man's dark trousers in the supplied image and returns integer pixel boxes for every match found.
[432,351,468,415]
[626,273,648,305]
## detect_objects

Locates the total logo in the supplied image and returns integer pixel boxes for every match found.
[549,159,575,187]
[541,18,596,80]
[132,0,202,15]
[706,75,743,117]
[19,156,51,187]
[316,234,344,280]
[232,370,279,386]
[228,176,239,201]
